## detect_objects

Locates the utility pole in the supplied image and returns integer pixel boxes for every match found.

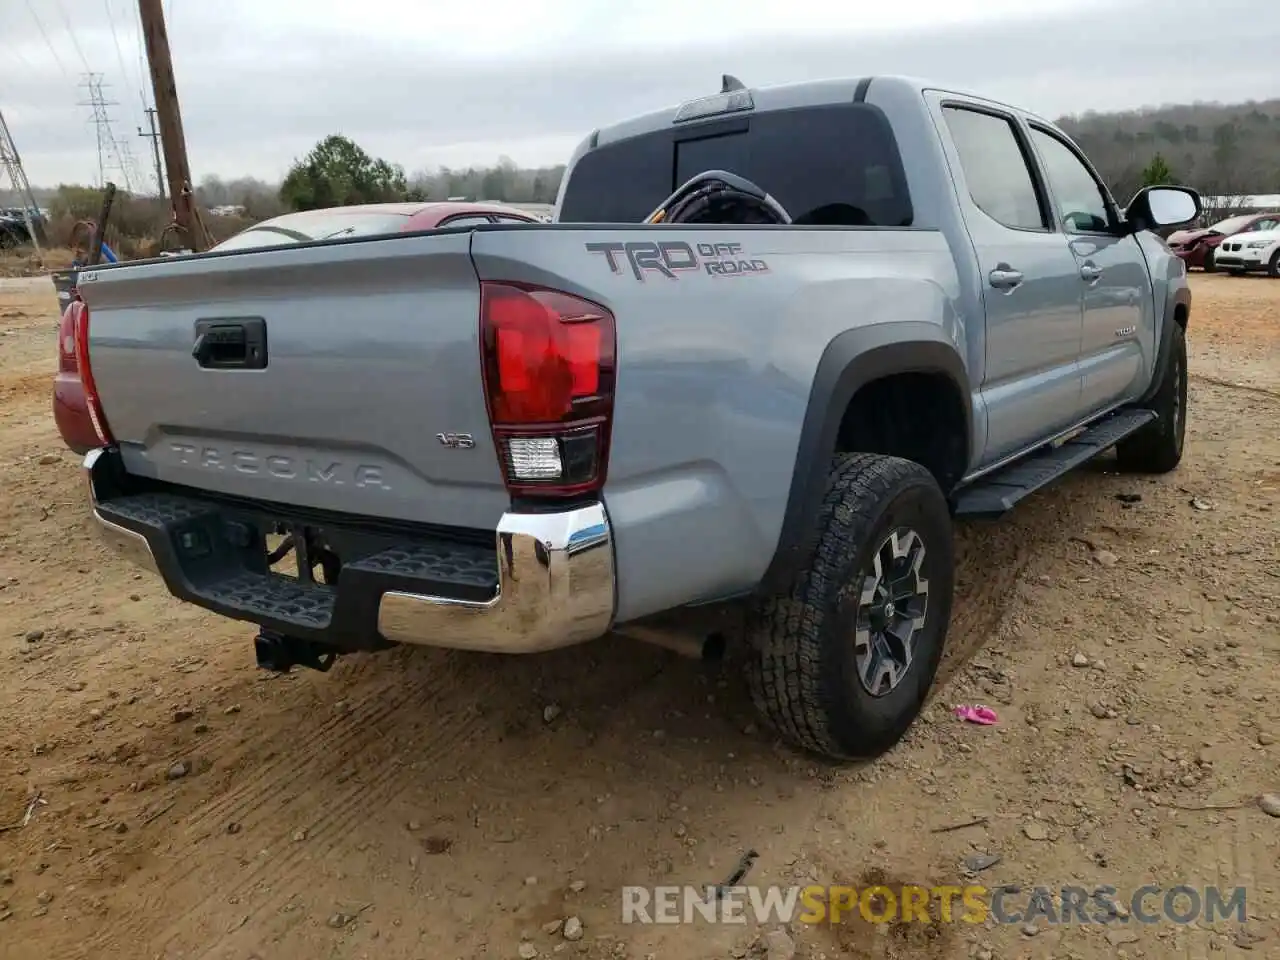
[138,107,166,203]
[0,108,46,254]
[137,0,210,251]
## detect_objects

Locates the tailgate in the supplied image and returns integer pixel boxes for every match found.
[77,232,509,530]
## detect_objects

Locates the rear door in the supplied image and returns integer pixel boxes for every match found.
[1025,123,1153,417]
[930,97,1086,465]
[79,231,511,531]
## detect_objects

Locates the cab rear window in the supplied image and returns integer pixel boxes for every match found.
[558,102,913,227]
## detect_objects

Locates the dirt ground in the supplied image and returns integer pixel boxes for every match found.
[0,271,1276,960]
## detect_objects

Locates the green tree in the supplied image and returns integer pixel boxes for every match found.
[1140,153,1176,186]
[49,184,111,220]
[279,135,411,211]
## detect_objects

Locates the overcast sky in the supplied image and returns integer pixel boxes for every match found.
[3,0,1280,190]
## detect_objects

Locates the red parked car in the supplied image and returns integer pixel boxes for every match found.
[53,201,542,454]
[1167,211,1280,271]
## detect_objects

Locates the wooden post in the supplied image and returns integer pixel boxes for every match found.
[137,0,209,251]
[87,183,118,266]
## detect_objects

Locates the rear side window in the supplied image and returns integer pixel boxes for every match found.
[558,103,913,227]
[942,106,1046,232]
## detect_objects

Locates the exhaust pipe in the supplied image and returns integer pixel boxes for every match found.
[613,624,726,661]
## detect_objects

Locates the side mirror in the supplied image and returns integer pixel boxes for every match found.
[1124,185,1201,233]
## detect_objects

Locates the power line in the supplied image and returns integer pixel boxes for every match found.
[54,0,93,73]
[133,0,150,110]
[23,0,70,80]
[104,0,144,109]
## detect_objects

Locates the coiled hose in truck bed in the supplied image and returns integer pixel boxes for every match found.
[644,170,792,226]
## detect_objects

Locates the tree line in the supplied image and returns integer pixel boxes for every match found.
[1058,97,1280,202]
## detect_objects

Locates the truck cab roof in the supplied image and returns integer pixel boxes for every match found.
[586,75,1063,150]
[554,74,1077,226]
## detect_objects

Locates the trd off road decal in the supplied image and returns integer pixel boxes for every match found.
[585,240,769,281]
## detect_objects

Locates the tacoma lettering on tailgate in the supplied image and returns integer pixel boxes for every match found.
[167,442,391,490]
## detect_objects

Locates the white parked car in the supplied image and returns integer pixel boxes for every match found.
[1213,227,1280,277]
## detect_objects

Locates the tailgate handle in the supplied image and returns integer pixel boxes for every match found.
[193,318,268,370]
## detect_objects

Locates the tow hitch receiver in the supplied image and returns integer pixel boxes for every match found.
[254,629,339,673]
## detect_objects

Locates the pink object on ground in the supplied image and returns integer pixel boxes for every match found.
[953,704,998,725]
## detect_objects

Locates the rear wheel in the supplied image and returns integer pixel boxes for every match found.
[744,454,954,760]
[1202,252,1216,273]
[1116,321,1187,474]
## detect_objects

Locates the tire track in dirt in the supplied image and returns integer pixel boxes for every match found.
[171,652,459,831]
[940,489,1085,684]
[1190,373,1280,402]
[96,641,668,958]
[160,645,676,959]
[200,659,686,960]
[88,648,509,957]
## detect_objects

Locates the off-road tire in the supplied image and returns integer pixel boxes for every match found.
[744,454,954,761]
[1116,320,1187,474]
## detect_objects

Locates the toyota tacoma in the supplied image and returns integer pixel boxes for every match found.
[67,75,1199,760]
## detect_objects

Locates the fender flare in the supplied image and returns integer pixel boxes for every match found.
[1140,284,1191,405]
[758,323,972,594]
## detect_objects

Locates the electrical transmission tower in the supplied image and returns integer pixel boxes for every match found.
[0,108,45,254]
[78,73,134,193]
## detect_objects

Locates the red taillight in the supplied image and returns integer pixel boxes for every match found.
[479,282,615,497]
[68,300,115,445]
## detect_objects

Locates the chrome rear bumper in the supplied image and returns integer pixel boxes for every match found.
[85,449,159,574]
[84,447,616,653]
[376,505,615,653]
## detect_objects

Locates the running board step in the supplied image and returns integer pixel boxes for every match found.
[952,409,1157,519]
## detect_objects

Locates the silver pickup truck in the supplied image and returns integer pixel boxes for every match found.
[69,75,1199,761]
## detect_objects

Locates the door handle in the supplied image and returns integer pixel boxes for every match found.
[988,267,1024,290]
[1079,262,1103,282]
[193,317,268,369]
